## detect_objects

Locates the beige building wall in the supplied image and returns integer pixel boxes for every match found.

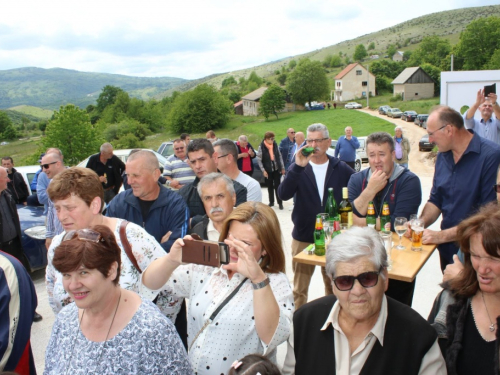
[394,83,434,101]
[242,99,260,116]
[334,68,375,101]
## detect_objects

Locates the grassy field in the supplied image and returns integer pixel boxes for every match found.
[8,105,54,119]
[144,108,394,152]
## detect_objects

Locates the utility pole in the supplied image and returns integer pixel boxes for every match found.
[366,64,370,108]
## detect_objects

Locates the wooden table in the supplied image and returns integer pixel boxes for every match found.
[293,232,436,282]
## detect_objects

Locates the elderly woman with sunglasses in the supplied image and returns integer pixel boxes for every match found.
[45,167,180,321]
[256,131,285,209]
[428,203,500,375]
[44,225,191,374]
[294,226,446,375]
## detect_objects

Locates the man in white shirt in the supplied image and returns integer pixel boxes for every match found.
[213,138,262,202]
[190,173,235,241]
[294,226,446,375]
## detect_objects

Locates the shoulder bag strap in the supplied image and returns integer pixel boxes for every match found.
[119,220,142,274]
[188,277,248,351]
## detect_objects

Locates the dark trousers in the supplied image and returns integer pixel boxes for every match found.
[27,193,43,207]
[265,170,282,205]
[1,237,30,271]
[104,189,116,204]
[174,300,188,350]
[386,278,416,307]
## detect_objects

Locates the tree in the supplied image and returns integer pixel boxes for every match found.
[330,55,342,67]
[454,16,500,70]
[247,71,263,86]
[0,111,12,134]
[168,84,233,133]
[420,63,441,96]
[288,60,297,69]
[259,85,286,120]
[221,76,237,88]
[485,49,500,69]
[386,44,397,58]
[42,104,102,165]
[368,42,375,51]
[96,85,124,113]
[353,44,368,61]
[2,125,18,140]
[370,60,405,79]
[406,36,451,68]
[286,59,329,108]
[323,55,333,67]
[277,73,287,85]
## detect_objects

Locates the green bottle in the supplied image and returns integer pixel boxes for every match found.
[325,188,338,219]
[366,201,376,229]
[380,202,391,231]
[301,147,315,157]
[314,214,326,256]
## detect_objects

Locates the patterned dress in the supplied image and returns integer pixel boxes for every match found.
[44,300,192,374]
[45,218,181,321]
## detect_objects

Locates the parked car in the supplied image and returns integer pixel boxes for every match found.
[419,134,434,151]
[305,102,325,110]
[16,165,42,195]
[157,141,174,158]
[378,105,391,115]
[386,108,403,118]
[77,149,167,172]
[251,158,265,185]
[414,114,429,128]
[345,102,362,109]
[18,204,47,272]
[401,111,418,122]
[329,140,362,172]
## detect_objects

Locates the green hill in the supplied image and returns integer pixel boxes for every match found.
[0,67,187,109]
[8,105,53,119]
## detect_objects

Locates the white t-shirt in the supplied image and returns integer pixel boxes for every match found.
[309,160,329,203]
[235,171,263,202]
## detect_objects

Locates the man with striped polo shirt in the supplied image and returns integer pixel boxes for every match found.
[164,138,196,190]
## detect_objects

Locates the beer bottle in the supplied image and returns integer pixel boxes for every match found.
[380,202,391,231]
[301,147,315,157]
[325,188,340,233]
[314,214,326,256]
[366,201,376,229]
[339,187,353,229]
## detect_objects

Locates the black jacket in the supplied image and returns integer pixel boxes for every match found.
[259,140,283,174]
[6,168,29,204]
[189,215,209,239]
[0,190,22,243]
[86,153,125,195]
[235,141,256,173]
[294,294,438,375]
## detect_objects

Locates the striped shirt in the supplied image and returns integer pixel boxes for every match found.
[163,155,195,190]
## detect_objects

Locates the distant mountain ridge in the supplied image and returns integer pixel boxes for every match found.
[0,67,187,109]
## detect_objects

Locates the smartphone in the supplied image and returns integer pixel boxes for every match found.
[182,235,229,267]
[484,83,496,97]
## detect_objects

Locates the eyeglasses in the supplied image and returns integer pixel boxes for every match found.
[41,161,58,169]
[62,229,104,243]
[306,138,328,144]
[289,131,296,134]
[427,124,448,137]
[332,267,382,291]
[217,154,229,159]
[493,184,500,193]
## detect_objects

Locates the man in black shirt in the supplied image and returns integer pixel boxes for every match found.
[86,143,125,203]
[1,157,29,205]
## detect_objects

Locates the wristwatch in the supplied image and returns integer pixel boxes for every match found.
[252,277,270,290]
[166,180,171,186]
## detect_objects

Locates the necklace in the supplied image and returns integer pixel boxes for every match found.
[481,291,497,332]
[64,290,122,374]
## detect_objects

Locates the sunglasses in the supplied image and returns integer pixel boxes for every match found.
[62,229,104,243]
[494,184,500,193]
[332,267,382,291]
[175,147,185,151]
[41,161,58,169]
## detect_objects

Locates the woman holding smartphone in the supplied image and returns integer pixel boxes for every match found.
[142,201,293,375]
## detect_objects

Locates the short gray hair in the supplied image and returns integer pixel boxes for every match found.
[213,138,238,160]
[307,123,329,139]
[100,143,113,153]
[197,172,235,198]
[366,132,395,152]
[394,125,403,132]
[325,226,388,278]
[238,135,248,142]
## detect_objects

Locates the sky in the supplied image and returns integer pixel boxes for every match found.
[0,0,497,80]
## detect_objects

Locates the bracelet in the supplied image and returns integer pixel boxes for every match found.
[252,277,270,290]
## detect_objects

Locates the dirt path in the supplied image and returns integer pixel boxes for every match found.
[358,108,436,181]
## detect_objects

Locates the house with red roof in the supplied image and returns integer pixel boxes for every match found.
[334,63,376,102]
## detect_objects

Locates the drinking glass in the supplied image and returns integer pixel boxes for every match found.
[380,230,393,270]
[409,214,418,237]
[394,217,408,250]
[411,219,424,251]
[323,220,332,243]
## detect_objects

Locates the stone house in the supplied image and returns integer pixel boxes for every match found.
[392,67,435,101]
[334,63,376,102]
[241,87,304,116]
[392,51,404,62]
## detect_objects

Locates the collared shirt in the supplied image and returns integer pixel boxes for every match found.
[206,219,219,241]
[163,154,195,190]
[464,111,500,145]
[45,198,64,239]
[163,264,293,375]
[322,296,446,375]
[428,131,500,259]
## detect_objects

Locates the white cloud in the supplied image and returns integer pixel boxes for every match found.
[0,0,498,79]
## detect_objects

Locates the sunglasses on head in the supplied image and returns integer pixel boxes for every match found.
[62,229,104,243]
[494,184,500,193]
[333,266,383,291]
[41,161,57,169]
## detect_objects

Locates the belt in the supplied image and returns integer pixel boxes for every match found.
[104,186,115,191]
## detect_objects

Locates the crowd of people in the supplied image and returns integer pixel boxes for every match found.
[1,90,500,374]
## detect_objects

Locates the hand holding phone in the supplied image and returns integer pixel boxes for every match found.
[181,234,229,267]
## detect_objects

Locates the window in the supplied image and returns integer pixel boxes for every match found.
[336,81,341,88]
[356,70,362,75]
[362,81,368,86]
[415,93,419,96]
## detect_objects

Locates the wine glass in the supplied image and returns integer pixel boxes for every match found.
[394,217,408,250]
